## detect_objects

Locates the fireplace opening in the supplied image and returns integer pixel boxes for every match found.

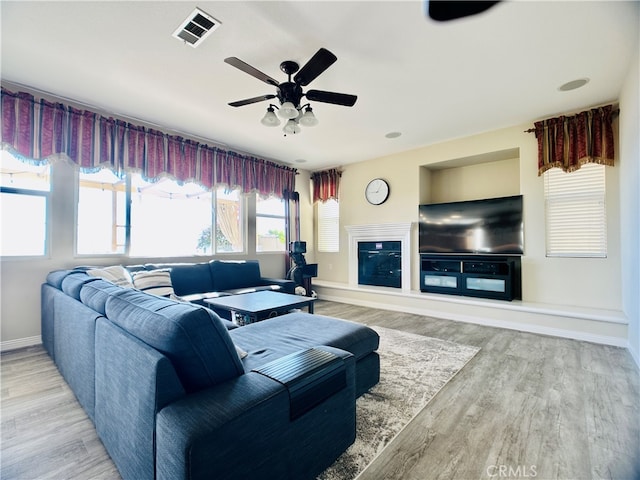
[358,241,402,288]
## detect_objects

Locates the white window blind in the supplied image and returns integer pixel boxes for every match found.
[544,163,607,257]
[317,199,339,252]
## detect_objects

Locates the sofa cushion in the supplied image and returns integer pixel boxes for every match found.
[61,273,100,300]
[47,269,79,289]
[105,289,244,392]
[80,279,126,315]
[124,264,148,274]
[131,269,175,297]
[230,312,380,371]
[210,260,261,291]
[86,265,134,288]
[166,262,215,296]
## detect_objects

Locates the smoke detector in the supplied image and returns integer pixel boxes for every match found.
[172,7,221,48]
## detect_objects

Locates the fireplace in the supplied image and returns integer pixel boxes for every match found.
[358,241,402,288]
[346,223,413,293]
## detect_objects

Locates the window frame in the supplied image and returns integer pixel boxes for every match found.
[1,151,52,259]
[74,170,248,258]
[255,195,287,253]
[75,169,129,257]
[0,185,51,258]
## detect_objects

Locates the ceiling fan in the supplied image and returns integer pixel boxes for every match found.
[427,0,500,21]
[224,48,357,134]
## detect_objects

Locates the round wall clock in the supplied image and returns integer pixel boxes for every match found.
[365,178,390,205]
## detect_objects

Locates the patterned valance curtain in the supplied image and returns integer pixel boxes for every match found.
[311,168,341,202]
[0,88,296,198]
[534,104,616,176]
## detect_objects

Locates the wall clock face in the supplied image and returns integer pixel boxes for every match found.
[365,178,390,205]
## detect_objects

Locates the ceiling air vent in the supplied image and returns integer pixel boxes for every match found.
[172,7,221,48]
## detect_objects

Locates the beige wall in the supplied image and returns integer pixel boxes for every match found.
[315,123,623,312]
[427,157,520,203]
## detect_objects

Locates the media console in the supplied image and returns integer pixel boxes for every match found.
[420,254,521,301]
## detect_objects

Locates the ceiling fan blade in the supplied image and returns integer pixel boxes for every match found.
[224,57,280,87]
[306,90,357,107]
[427,1,500,21]
[294,48,337,86]
[228,94,276,107]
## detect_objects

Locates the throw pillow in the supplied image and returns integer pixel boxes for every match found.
[87,265,134,288]
[131,269,175,297]
[235,345,248,359]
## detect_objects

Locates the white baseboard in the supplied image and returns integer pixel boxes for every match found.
[1,335,41,352]
[314,281,630,350]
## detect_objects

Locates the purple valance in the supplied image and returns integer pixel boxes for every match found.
[1,88,296,197]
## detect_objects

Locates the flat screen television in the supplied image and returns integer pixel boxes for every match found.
[419,195,524,255]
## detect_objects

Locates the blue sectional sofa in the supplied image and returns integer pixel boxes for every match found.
[41,267,380,480]
[97,260,297,319]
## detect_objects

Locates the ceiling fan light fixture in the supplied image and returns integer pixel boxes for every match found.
[278,102,299,119]
[225,48,357,135]
[299,106,318,127]
[261,106,281,126]
[283,119,301,135]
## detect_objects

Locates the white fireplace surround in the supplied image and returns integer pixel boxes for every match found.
[346,223,413,293]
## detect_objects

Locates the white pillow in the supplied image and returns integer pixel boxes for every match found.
[87,265,134,288]
[131,269,175,297]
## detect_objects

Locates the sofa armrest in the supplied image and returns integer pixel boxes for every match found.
[252,348,346,420]
[156,347,355,480]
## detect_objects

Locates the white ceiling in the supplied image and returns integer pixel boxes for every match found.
[1,1,638,171]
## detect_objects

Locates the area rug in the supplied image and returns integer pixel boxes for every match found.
[317,326,480,480]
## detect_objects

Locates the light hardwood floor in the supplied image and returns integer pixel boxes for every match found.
[2,300,639,480]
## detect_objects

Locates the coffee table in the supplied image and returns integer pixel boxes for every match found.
[204,290,316,326]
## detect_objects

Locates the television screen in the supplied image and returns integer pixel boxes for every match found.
[419,195,524,255]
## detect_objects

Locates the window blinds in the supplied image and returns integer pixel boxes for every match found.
[317,199,339,253]
[544,163,607,257]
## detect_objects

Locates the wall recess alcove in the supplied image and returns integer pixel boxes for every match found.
[419,148,520,204]
[418,148,523,301]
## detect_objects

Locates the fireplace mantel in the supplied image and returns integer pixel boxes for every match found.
[345,223,413,292]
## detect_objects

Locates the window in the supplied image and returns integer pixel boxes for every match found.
[76,170,244,257]
[129,173,214,257]
[256,196,286,252]
[0,151,50,257]
[544,163,607,257]
[317,199,339,252]
[77,169,126,255]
